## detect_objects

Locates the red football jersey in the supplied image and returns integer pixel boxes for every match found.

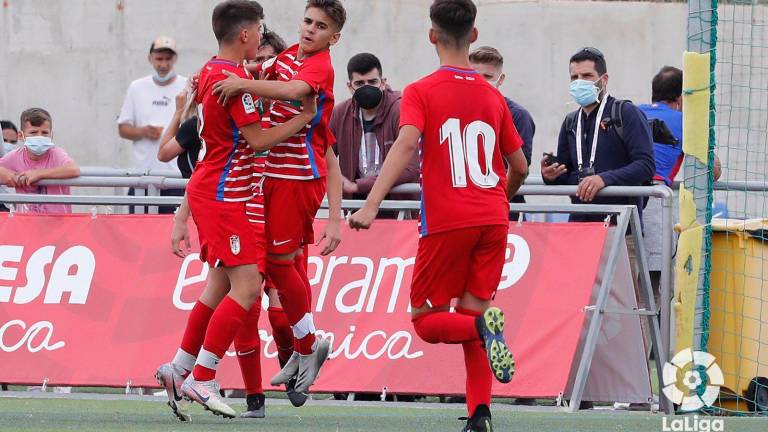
[399,66,523,237]
[187,58,262,202]
[260,44,335,180]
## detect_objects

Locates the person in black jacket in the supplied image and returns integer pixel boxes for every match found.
[541,47,655,223]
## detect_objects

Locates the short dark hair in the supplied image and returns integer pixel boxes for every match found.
[0,120,17,133]
[429,0,477,47]
[306,0,346,31]
[652,66,683,103]
[347,53,383,80]
[212,0,265,43]
[569,47,607,75]
[469,46,503,67]
[20,108,52,128]
[259,30,287,54]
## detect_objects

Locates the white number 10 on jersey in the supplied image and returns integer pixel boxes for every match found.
[440,118,499,189]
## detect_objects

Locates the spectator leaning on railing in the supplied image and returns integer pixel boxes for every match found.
[0,108,80,214]
[541,47,655,410]
[330,53,419,202]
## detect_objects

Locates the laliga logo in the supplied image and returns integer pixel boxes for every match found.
[662,348,724,411]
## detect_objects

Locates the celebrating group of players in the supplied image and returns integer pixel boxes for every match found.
[153,0,528,431]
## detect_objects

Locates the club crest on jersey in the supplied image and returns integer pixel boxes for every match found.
[242,93,257,114]
[229,235,241,255]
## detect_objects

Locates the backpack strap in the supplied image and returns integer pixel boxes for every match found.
[610,99,628,142]
[564,109,580,135]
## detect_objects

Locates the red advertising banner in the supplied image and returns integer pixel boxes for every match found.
[0,214,607,397]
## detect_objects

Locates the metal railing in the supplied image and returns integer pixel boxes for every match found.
[1,170,678,364]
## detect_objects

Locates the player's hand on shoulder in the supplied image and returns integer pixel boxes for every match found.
[347,206,377,231]
[213,70,245,106]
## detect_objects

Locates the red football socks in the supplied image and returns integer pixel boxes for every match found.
[294,250,312,307]
[268,257,310,324]
[234,304,263,395]
[268,257,316,355]
[179,300,215,358]
[193,296,248,381]
[457,307,492,417]
[268,306,294,364]
[412,310,481,344]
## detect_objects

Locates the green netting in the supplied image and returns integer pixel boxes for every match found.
[687,0,768,415]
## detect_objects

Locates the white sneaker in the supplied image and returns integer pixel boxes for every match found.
[154,363,191,422]
[295,338,331,394]
[180,375,236,418]
[271,351,300,386]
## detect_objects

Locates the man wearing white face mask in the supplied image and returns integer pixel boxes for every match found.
[541,48,655,411]
[0,108,80,214]
[118,35,187,213]
[541,47,654,220]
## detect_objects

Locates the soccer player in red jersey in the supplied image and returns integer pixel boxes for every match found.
[160,1,317,419]
[210,0,346,395]
[348,1,528,430]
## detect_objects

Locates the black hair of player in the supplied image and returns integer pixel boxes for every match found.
[212,0,265,44]
[652,66,683,103]
[429,0,477,47]
[569,47,608,75]
[306,0,347,31]
[260,30,287,54]
[347,53,382,80]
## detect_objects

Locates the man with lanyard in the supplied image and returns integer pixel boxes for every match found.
[541,47,654,223]
[541,48,654,411]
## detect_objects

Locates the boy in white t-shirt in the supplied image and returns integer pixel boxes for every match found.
[117,35,187,213]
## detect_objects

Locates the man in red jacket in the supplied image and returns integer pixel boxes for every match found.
[330,53,419,200]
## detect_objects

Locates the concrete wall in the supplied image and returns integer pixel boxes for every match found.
[0,0,688,178]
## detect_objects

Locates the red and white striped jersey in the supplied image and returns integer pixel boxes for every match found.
[259,44,336,180]
[245,151,267,225]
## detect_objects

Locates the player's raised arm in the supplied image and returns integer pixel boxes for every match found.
[347,125,420,230]
[214,70,314,105]
[504,148,528,201]
[239,95,317,152]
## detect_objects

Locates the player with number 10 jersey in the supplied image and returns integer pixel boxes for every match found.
[400,66,521,238]
[347,2,529,429]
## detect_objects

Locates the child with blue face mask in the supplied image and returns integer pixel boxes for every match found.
[0,107,80,213]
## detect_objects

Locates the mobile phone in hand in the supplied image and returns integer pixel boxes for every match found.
[543,152,562,167]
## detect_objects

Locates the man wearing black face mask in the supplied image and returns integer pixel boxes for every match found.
[330,53,419,200]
